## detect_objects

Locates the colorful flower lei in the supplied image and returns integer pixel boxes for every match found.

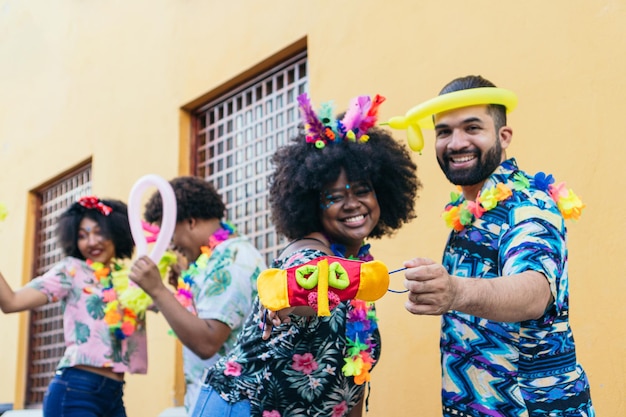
[330,242,374,262]
[442,171,585,231]
[342,299,378,385]
[174,221,236,312]
[88,260,152,340]
[330,241,378,385]
[87,253,177,340]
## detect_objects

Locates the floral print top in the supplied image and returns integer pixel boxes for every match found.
[26,257,148,373]
[182,236,265,411]
[205,248,382,417]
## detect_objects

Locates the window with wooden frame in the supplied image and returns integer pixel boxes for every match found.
[25,164,92,407]
[192,51,308,266]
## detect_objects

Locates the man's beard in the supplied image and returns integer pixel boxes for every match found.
[438,140,502,186]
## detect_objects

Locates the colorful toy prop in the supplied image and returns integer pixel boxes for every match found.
[383,87,518,153]
[258,256,389,316]
[128,174,177,263]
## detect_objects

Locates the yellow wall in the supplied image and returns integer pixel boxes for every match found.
[1,1,624,415]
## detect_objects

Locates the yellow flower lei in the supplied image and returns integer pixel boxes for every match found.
[87,260,149,340]
[88,252,177,340]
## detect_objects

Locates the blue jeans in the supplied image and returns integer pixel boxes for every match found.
[43,367,126,417]
[191,385,250,417]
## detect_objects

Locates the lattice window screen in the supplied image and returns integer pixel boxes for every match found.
[194,52,308,266]
[25,165,92,407]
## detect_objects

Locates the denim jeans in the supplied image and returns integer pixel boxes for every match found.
[190,385,251,417]
[43,367,126,417]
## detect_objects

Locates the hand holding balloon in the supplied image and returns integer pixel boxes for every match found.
[127,175,177,263]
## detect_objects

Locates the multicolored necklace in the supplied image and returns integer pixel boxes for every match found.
[330,241,374,262]
[442,171,585,232]
[174,221,236,312]
[328,240,378,385]
[88,260,152,340]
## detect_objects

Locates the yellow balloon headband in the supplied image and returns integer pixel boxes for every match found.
[382,87,518,153]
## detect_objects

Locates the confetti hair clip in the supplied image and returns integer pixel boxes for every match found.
[298,93,385,149]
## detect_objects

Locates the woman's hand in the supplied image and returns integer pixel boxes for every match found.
[261,307,294,340]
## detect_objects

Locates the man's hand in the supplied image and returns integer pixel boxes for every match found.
[167,262,182,289]
[404,258,553,322]
[129,255,167,296]
[403,257,458,316]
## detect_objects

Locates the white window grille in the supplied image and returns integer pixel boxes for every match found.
[26,164,92,407]
[193,52,308,265]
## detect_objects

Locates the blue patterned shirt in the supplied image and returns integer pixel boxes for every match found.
[440,158,594,417]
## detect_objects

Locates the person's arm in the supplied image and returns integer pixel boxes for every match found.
[347,395,364,417]
[130,256,230,359]
[403,258,552,322]
[0,271,48,313]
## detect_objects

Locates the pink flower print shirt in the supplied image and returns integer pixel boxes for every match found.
[26,257,148,374]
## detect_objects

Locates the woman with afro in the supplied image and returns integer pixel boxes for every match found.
[191,93,421,417]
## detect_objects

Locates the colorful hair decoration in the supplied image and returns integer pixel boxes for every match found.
[297,93,385,149]
[77,196,113,216]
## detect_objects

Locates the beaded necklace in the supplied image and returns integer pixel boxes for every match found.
[88,260,152,340]
[442,171,585,231]
[174,221,236,312]
[329,241,378,385]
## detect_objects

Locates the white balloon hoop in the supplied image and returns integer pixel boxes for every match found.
[127,174,177,263]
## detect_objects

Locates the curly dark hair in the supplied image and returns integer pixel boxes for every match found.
[143,176,225,223]
[269,127,421,240]
[57,198,134,260]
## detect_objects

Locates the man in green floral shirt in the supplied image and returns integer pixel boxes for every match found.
[130,176,265,413]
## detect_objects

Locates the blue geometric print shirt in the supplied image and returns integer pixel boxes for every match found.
[440,158,594,417]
